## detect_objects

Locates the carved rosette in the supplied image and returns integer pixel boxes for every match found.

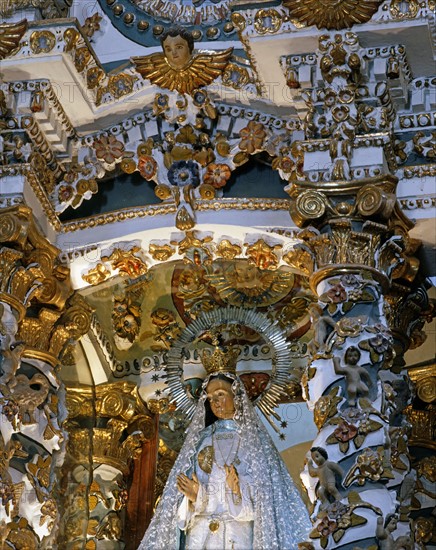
[59,382,155,549]
[0,205,92,548]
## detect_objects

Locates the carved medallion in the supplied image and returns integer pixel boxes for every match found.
[198,445,214,474]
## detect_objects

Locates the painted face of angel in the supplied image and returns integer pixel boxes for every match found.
[206,378,235,419]
[162,35,191,69]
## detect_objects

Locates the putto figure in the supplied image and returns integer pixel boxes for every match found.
[333,346,371,406]
[138,343,311,549]
[132,27,233,96]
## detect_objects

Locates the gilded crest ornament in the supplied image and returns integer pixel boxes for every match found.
[283,0,383,30]
[132,27,233,96]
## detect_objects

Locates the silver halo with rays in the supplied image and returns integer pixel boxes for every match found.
[165,306,296,435]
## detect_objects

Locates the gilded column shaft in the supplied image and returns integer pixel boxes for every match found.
[0,205,92,549]
[60,382,156,550]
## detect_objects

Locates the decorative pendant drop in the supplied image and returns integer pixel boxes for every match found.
[209,520,220,533]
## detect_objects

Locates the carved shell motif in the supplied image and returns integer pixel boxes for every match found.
[283,0,383,30]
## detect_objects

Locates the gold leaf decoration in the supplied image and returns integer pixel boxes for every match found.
[283,0,383,30]
[132,48,233,96]
[0,20,27,59]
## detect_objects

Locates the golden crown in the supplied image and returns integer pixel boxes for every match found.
[200,345,239,375]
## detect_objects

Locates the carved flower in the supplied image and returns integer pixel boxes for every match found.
[168,160,200,187]
[122,314,138,334]
[368,334,390,354]
[333,421,358,442]
[356,448,384,481]
[82,13,102,38]
[341,407,366,424]
[326,283,347,303]
[317,516,337,536]
[239,121,266,154]
[340,274,361,287]
[335,317,364,338]
[138,155,157,181]
[279,156,295,173]
[203,163,232,188]
[113,300,128,316]
[326,501,349,520]
[57,185,74,203]
[94,135,125,164]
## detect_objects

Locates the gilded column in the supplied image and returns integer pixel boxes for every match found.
[0,205,92,548]
[60,382,156,550]
[284,32,431,549]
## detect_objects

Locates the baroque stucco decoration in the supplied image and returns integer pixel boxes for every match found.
[0,205,92,548]
[0,0,435,544]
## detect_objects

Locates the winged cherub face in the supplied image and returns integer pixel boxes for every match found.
[162,35,192,69]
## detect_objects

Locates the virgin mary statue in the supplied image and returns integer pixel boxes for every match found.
[138,344,311,549]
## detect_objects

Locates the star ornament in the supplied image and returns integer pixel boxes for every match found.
[132,47,233,96]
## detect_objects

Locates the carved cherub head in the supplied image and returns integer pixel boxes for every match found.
[310,446,328,466]
[344,345,361,366]
[160,27,194,70]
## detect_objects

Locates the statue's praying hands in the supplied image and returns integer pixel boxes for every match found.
[177,473,199,503]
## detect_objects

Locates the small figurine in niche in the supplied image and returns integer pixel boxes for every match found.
[132,27,233,96]
[307,446,344,510]
[307,303,336,357]
[333,346,371,406]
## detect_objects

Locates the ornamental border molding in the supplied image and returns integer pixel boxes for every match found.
[232,1,435,38]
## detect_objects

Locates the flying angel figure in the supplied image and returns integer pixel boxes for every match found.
[132,27,233,96]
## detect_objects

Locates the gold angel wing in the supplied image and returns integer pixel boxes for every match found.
[132,47,233,95]
[0,20,28,60]
[283,0,383,30]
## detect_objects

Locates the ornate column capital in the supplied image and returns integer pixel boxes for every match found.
[66,382,155,475]
[288,174,401,229]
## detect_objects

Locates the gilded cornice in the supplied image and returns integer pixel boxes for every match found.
[61,198,291,233]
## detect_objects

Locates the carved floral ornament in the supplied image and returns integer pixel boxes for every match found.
[79,233,306,288]
[52,109,292,217]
